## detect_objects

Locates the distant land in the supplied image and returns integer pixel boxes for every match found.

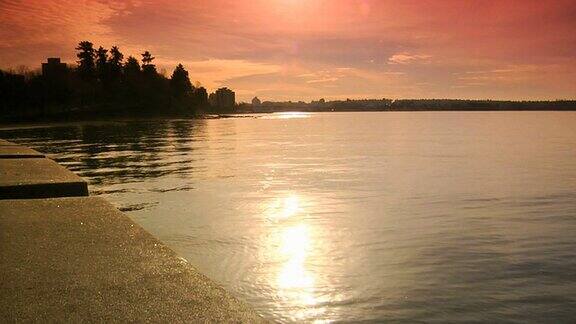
[0,41,235,123]
[237,98,576,114]
[1,41,575,123]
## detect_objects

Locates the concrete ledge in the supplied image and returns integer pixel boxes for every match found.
[0,158,88,199]
[0,139,19,146]
[0,197,265,323]
[0,145,45,159]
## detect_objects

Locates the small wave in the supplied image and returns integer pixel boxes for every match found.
[119,202,159,212]
[149,185,195,193]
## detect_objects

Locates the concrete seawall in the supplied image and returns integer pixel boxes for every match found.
[0,140,266,322]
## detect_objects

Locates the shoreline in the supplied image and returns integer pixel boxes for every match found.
[2,108,576,128]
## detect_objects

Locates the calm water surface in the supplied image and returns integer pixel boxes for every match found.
[2,112,576,322]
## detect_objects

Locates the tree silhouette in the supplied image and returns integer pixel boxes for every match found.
[170,64,192,98]
[108,46,124,86]
[0,40,246,120]
[95,46,109,82]
[75,41,96,81]
[140,51,157,75]
[141,51,155,66]
[109,46,124,67]
[124,57,141,77]
[123,56,141,100]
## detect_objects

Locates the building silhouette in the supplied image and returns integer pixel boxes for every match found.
[38,57,70,104]
[208,93,216,107]
[42,58,67,80]
[194,87,208,106]
[209,87,235,110]
[252,96,261,106]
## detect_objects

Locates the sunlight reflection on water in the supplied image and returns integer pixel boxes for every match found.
[266,195,301,220]
[267,195,325,320]
[261,112,312,119]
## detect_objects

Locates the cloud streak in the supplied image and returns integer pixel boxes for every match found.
[388,53,432,65]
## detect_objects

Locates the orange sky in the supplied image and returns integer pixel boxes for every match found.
[1,0,575,101]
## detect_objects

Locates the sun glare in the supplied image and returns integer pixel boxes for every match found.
[278,224,313,288]
[277,222,326,319]
[263,193,326,319]
[266,194,302,220]
[262,112,312,119]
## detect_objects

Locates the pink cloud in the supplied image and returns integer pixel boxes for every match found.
[388,53,432,65]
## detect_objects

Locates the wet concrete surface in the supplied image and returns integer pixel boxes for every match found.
[0,197,266,323]
[0,139,19,146]
[0,158,88,199]
[0,144,45,158]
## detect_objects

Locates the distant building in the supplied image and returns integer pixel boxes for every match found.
[209,87,236,110]
[194,87,208,106]
[252,96,261,106]
[42,58,67,80]
[208,93,217,107]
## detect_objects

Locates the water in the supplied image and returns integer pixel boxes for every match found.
[2,112,576,322]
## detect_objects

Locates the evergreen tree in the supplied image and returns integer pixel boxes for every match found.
[123,56,141,102]
[95,46,109,82]
[141,51,157,75]
[141,51,155,66]
[123,56,141,79]
[170,64,192,98]
[108,46,124,81]
[75,41,96,81]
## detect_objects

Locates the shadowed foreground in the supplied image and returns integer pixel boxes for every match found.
[0,197,266,323]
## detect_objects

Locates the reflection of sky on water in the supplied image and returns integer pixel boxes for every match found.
[2,112,576,323]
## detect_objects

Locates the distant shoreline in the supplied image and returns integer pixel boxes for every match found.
[235,106,576,114]
[235,99,576,114]
[2,106,576,127]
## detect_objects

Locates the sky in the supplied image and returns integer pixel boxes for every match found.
[1,0,575,102]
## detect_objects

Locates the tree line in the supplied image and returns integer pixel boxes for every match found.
[238,98,574,113]
[388,99,575,111]
[0,41,210,120]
